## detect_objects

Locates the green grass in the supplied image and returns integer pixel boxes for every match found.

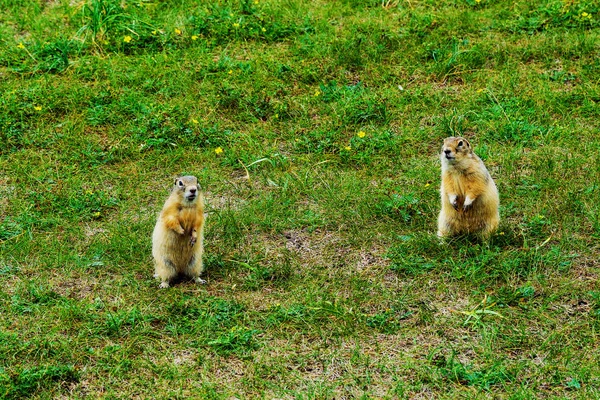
[1,0,599,397]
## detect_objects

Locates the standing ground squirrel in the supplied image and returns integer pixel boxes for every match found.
[152,176,206,288]
[437,137,499,238]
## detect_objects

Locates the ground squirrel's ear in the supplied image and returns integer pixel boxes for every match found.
[463,139,471,148]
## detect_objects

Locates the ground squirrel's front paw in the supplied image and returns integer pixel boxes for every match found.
[451,199,459,211]
[159,281,170,289]
[463,196,474,211]
[448,194,459,210]
[189,235,196,247]
[194,277,206,284]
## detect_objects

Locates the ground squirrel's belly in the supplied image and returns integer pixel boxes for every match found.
[164,232,195,268]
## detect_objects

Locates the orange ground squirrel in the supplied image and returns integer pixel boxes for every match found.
[152,176,205,288]
[437,137,499,238]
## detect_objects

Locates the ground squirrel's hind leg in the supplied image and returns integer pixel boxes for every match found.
[155,258,177,288]
[437,211,451,238]
[479,217,499,239]
[185,254,206,284]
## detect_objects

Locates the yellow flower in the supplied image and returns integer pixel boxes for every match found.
[581,12,588,17]
[191,119,199,124]
[123,35,132,43]
[214,147,224,155]
[261,27,266,32]
[424,183,431,187]
[274,113,279,119]
[233,23,240,28]
[476,88,484,93]
[93,211,101,218]
[228,70,233,74]
[314,90,321,97]
[151,30,157,35]
[344,145,351,151]
[357,131,366,138]
[475,0,481,3]
[191,35,198,40]
[174,28,182,35]
[17,43,25,49]
[254,0,259,4]
[34,105,42,111]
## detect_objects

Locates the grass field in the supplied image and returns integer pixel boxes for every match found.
[1,0,600,398]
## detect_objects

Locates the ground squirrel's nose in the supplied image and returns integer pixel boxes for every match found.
[444,149,451,155]
[189,187,197,194]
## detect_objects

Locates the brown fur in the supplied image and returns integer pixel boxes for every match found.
[152,176,205,288]
[437,137,499,238]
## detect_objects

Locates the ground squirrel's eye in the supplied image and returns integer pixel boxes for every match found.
[458,140,464,147]
[177,180,184,187]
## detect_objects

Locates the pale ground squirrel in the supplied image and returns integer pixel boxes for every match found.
[152,176,206,288]
[437,137,499,238]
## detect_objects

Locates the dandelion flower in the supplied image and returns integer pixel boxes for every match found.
[123,35,132,43]
[191,35,198,40]
[475,0,481,3]
[191,119,199,124]
[34,105,42,111]
[424,183,431,188]
[254,0,259,4]
[17,43,25,49]
[174,28,182,35]
[314,90,321,97]
[233,23,240,28]
[151,30,157,35]
[261,27,266,32]
[581,12,588,17]
[357,131,366,138]
[93,211,101,218]
[215,147,224,155]
[228,70,233,74]
[344,145,351,151]
[476,88,484,93]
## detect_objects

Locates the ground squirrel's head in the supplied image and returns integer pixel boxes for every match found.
[441,136,473,164]
[173,175,201,203]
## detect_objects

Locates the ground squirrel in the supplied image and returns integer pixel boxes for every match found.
[437,137,499,238]
[152,176,206,288]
